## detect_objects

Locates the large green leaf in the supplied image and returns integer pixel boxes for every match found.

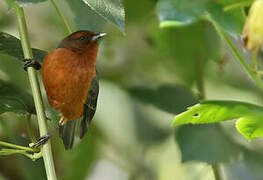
[82,0,125,33]
[175,124,241,163]
[0,32,46,62]
[157,0,244,34]
[174,101,263,140]
[65,0,106,32]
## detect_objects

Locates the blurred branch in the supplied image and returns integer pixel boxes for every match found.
[25,113,37,143]
[223,1,253,11]
[12,2,58,180]
[211,164,223,180]
[0,148,42,161]
[196,55,205,100]
[210,19,263,91]
[0,141,37,152]
[50,0,72,34]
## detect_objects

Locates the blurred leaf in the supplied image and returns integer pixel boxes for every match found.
[65,0,106,32]
[175,124,241,163]
[0,32,47,62]
[155,21,221,85]
[123,0,156,22]
[224,148,263,180]
[63,127,99,180]
[128,85,197,114]
[133,105,170,145]
[0,97,28,114]
[82,0,125,33]
[6,0,47,6]
[157,0,244,34]
[0,80,34,114]
[19,157,46,180]
[174,100,263,140]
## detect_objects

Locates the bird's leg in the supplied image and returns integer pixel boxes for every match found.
[23,59,42,71]
[31,124,60,148]
[31,117,66,148]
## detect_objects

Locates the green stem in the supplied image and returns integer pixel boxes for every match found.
[25,113,36,143]
[196,55,205,100]
[223,1,253,11]
[50,0,72,34]
[0,149,42,160]
[211,164,222,180]
[210,19,263,91]
[0,141,37,152]
[252,52,258,71]
[13,4,57,180]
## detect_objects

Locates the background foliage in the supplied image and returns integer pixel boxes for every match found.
[1,0,263,179]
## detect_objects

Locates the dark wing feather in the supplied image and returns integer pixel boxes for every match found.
[80,76,99,138]
[59,120,76,149]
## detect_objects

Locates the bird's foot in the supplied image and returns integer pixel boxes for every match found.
[30,134,51,148]
[23,59,41,71]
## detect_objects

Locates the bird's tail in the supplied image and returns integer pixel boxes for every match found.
[59,119,76,149]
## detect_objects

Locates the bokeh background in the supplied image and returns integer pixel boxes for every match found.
[1,0,263,179]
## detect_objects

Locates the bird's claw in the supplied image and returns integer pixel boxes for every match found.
[31,134,50,148]
[23,59,42,71]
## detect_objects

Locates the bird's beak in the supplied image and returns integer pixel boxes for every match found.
[91,32,107,42]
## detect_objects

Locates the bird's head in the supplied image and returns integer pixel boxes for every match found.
[58,30,106,55]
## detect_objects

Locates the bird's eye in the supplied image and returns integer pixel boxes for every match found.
[79,36,87,40]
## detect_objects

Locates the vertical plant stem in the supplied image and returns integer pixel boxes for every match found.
[252,52,258,71]
[196,55,205,100]
[211,164,223,180]
[50,0,72,34]
[210,19,263,91]
[25,113,36,143]
[195,53,221,179]
[13,4,57,180]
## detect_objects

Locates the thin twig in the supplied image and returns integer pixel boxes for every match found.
[0,141,37,152]
[50,0,72,34]
[210,18,263,91]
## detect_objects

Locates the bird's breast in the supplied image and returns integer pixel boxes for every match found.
[42,48,96,120]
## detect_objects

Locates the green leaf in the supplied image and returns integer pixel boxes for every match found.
[82,0,125,33]
[0,97,28,114]
[0,54,35,114]
[224,148,263,180]
[63,127,99,180]
[174,100,263,139]
[5,0,47,7]
[155,21,221,85]
[65,0,106,32]
[157,0,244,34]
[133,106,170,145]
[175,124,241,163]
[128,85,197,114]
[0,32,46,62]
[0,80,34,114]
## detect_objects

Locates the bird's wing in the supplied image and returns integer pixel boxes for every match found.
[59,76,99,149]
[80,75,99,138]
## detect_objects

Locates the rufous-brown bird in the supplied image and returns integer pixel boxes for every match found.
[26,30,106,149]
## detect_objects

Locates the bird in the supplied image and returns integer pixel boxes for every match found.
[25,30,106,149]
